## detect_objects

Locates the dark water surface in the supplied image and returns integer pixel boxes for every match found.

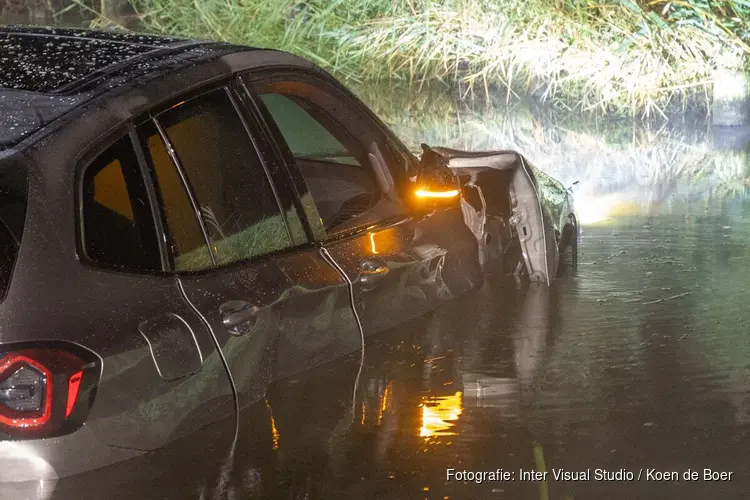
[255,195,750,500]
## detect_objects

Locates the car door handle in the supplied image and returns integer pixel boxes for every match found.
[360,258,389,290]
[219,300,259,336]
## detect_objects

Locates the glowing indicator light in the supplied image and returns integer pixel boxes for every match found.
[415,189,460,199]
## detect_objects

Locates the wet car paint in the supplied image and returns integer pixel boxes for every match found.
[0,30,241,150]
[0,107,238,455]
[0,41,298,490]
[320,208,482,338]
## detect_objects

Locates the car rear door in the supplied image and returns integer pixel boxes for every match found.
[67,128,238,492]
[242,71,482,337]
[138,83,361,468]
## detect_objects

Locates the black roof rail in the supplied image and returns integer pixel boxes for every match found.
[0,29,168,49]
[0,25,187,48]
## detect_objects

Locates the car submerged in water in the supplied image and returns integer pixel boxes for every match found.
[0,26,578,499]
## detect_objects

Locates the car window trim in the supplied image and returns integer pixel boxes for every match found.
[128,122,170,272]
[322,213,415,244]
[235,76,318,246]
[146,84,307,273]
[224,81,295,246]
[245,68,418,169]
[254,82,393,238]
[238,75,328,241]
[74,126,167,276]
[150,114,218,269]
[240,70,413,242]
[133,78,239,273]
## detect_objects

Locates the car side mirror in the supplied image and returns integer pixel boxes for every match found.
[410,144,460,208]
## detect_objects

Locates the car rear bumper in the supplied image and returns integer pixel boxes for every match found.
[0,426,143,499]
[0,479,58,500]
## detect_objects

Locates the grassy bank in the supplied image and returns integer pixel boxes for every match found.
[122,0,750,117]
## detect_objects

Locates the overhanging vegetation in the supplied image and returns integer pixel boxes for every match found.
[121,0,750,117]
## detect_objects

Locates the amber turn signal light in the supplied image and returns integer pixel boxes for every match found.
[414,188,460,199]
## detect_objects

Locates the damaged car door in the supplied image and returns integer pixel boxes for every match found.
[418,146,575,284]
[244,72,482,338]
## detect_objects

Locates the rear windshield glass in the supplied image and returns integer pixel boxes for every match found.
[0,154,28,300]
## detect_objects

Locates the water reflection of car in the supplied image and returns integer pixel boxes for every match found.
[0,26,575,499]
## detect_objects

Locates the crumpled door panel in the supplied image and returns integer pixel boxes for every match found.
[419,145,558,284]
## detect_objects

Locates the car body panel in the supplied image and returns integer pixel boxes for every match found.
[514,155,559,283]
[269,250,361,380]
[177,248,361,404]
[526,162,575,234]
[137,312,203,381]
[0,425,142,483]
[0,110,236,454]
[319,211,481,337]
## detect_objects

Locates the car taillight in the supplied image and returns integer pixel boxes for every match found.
[0,355,52,427]
[0,343,100,440]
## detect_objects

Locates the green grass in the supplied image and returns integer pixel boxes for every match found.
[174,213,291,271]
[174,193,323,271]
[116,0,750,117]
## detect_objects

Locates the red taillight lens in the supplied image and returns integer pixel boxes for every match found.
[0,355,52,428]
[0,344,99,439]
[65,371,83,418]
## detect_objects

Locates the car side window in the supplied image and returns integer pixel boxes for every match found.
[252,80,407,236]
[260,93,364,167]
[139,121,213,271]
[149,87,294,271]
[80,135,161,271]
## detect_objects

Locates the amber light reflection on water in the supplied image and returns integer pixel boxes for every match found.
[419,392,464,439]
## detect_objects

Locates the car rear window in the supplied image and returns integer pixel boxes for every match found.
[80,136,161,272]
[0,154,28,300]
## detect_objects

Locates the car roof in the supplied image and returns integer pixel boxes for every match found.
[0,25,254,151]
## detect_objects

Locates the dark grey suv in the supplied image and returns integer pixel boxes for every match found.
[0,26,577,499]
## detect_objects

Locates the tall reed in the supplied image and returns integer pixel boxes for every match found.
[127,0,750,117]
